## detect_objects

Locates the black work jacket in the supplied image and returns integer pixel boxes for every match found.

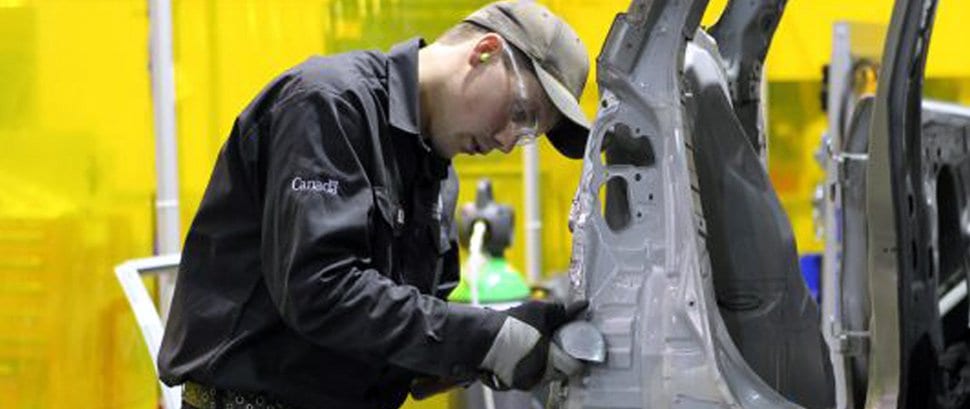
[158,39,503,409]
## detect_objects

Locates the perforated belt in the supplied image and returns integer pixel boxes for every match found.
[183,382,296,409]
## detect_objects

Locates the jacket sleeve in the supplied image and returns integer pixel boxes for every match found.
[259,90,504,378]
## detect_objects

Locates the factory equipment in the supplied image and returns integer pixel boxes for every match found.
[450,179,532,307]
[817,4,970,408]
[559,0,970,407]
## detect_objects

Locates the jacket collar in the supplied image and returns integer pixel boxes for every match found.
[387,37,424,138]
[387,37,451,180]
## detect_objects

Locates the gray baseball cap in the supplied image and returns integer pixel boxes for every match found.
[464,1,591,159]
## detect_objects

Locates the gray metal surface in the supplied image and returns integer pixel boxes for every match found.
[839,96,875,409]
[809,20,970,409]
[686,31,835,409]
[921,101,970,314]
[834,97,970,409]
[817,23,885,409]
[819,29,970,407]
[918,101,970,409]
[696,9,836,407]
[707,0,787,161]
[865,0,940,407]
[562,1,803,407]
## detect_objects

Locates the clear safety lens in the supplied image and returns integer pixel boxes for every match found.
[501,43,539,146]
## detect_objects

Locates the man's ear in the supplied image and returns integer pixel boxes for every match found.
[470,33,503,67]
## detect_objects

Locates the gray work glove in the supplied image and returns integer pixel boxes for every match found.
[478,300,588,390]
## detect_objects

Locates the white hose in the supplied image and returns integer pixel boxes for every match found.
[468,221,488,306]
[467,220,496,409]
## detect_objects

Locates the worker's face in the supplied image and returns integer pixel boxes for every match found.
[429,35,559,159]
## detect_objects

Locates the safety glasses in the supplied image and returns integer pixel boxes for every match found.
[500,43,540,146]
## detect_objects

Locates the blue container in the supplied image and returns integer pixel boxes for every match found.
[799,253,822,303]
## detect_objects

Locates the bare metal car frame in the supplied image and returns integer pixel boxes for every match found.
[561,0,970,408]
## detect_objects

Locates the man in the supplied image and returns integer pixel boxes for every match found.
[158,2,592,408]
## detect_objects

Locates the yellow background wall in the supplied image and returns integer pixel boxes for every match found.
[0,0,969,408]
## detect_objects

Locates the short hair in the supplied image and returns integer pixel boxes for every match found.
[436,22,490,45]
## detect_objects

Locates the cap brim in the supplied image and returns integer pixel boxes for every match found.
[532,60,590,159]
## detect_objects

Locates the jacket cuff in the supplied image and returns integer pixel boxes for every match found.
[439,303,506,378]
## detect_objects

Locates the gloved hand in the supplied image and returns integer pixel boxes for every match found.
[478,300,588,390]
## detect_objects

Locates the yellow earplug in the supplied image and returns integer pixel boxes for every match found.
[479,52,491,63]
